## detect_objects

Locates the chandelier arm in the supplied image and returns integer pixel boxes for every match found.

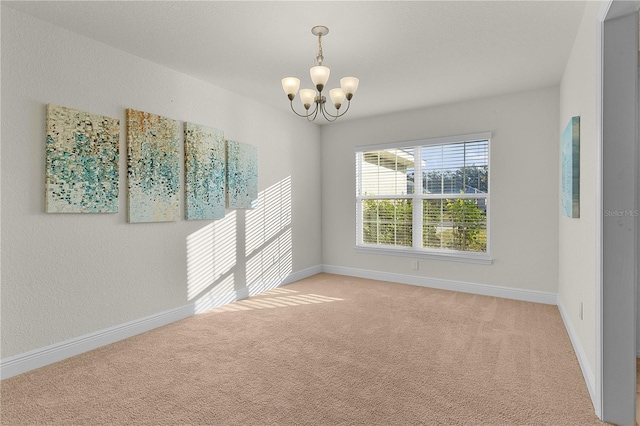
[337,99,352,117]
[307,103,321,122]
[319,104,339,122]
[320,99,351,119]
[289,100,316,119]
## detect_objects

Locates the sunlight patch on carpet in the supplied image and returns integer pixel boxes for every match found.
[256,287,298,296]
[210,292,344,313]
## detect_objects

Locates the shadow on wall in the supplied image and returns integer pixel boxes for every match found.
[186,176,293,314]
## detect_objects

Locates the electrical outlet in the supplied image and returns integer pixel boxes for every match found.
[411,260,419,270]
[579,302,584,320]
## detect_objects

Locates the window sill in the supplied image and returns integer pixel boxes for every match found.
[354,245,493,265]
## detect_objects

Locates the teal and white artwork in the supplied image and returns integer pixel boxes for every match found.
[226,140,258,209]
[185,122,226,220]
[127,109,180,223]
[561,116,580,218]
[45,104,120,213]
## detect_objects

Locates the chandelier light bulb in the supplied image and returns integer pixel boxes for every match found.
[299,89,316,110]
[281,77,300,100]
[340,77,359,100]
[329,88,346,109]
[310,66,330,92]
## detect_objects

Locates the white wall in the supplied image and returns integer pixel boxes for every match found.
[557,0,601,393]
[559,3,639,421]
[0,7,322,359]
[321,87,560,295]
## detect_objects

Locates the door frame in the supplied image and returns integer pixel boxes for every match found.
[596,0,639,423]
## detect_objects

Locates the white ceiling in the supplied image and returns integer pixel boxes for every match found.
[4,1,587,124]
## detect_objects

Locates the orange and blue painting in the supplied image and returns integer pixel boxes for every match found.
[126,109,180,223]
[184,122,226,220]
[226,140,258,209]
[45,104,120,213]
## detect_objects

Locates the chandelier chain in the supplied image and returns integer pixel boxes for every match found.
[316,32,324,66]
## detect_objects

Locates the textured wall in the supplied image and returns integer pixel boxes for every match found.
[321,87,560,293]
[557,0,603,386]
[1,7,321,358]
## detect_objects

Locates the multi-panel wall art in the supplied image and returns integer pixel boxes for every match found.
[226,140,258,209]
[45,104,258,221]
[45,104,120,213]
[126,109,180,223]
[184,122,226,220]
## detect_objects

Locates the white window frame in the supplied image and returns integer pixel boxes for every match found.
[355,132,492,265]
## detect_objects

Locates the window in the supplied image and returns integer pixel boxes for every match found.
[355,133,491,263]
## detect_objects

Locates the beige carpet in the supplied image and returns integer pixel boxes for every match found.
[1,273,603,425]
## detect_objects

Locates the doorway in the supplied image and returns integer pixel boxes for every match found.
[598,1,639,424]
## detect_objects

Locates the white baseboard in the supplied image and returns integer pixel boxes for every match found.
[192,284,251,314]
[321,265,557,305]
[557,297,597,406]
[0,304,194,380]
[283,265,323,285]
[1,266,322,380]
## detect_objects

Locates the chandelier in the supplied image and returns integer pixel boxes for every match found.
[281,26,359,122]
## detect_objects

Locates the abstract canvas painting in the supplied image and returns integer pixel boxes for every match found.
[184,122,226,220]
[561,116,580,218]
[226,140,258,209]
[126,109,180,223]
[45,104,120,213]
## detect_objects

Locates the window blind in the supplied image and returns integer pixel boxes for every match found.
[356,136,489,255]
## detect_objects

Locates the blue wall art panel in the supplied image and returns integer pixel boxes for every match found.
[561,116,580,218]
[184,122,226,220]
[226,140,258,209]
[45,104,120,213]
[126,109,180,223]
